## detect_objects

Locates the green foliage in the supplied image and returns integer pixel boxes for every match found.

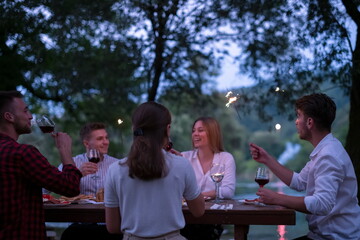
[1,0,360,200]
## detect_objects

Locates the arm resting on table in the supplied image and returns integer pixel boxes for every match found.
[186,193,205,218]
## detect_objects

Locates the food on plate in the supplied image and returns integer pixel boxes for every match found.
[59,194,97,202]
[96,188,104,202]
[43,194,70,204]
[244,198,259,203]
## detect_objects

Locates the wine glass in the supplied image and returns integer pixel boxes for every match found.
[87,149,101,187]
[87,149,100,163]
[255,167,269,188]
[210,163,225,203]
[36,115,56,134]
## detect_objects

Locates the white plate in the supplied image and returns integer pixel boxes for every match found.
[76,199,104,204]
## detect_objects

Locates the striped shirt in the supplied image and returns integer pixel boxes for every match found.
[59,153,120,196]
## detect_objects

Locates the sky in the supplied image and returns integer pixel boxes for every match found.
[214,43,255,91]
[216,57,254,91]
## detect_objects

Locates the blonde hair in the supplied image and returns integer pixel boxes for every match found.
[192,117,224,153]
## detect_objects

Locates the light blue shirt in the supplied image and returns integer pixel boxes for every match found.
[291,133,360,240]
[105,151,201,237]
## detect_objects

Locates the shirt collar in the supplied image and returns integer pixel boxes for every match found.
[0,133,15,141]
[309,133,333,160]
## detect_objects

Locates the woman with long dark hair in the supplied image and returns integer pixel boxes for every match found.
[105,102,204,240]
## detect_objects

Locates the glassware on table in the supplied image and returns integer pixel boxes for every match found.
[255,167,269,188]
[210,163,225,203]
[36,115,56,134]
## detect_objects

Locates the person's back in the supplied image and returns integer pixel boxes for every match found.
[106,152,200,236]
[105,101,204,239]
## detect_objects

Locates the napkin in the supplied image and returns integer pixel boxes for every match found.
[210,203,233,210]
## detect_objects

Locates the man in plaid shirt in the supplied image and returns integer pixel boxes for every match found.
[0,91,82,240]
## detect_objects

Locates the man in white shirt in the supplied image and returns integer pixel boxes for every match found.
[60,122,121,240]
[59,122,119,196]
[250,93,360,240]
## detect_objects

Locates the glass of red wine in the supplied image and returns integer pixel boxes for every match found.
[255,167,269,188]
[36,115,56,134]
[87,149,100,163]
[87,149,100,182]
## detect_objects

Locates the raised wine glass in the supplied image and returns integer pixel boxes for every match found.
[210,163,225,203]
[255,167,269,188]
[36,115,56,134]
[87,149,101,187]
[87,149,100,164]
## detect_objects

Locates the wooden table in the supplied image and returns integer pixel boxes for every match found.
[44,199,295,240]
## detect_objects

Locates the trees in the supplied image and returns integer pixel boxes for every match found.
[206,0,360,200]
[1,0,142,125]
[1,0,359,198]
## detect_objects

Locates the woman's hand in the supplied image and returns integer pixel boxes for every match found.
[169,148,183,156]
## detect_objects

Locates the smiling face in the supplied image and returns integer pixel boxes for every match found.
[83,129,110,156]
[192,120,209,149]
[295,109,311,141]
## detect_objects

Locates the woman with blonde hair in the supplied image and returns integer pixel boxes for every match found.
[181,117,236,240]
[105,102,204,240]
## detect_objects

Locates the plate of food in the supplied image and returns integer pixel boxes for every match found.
[43,194,71,206]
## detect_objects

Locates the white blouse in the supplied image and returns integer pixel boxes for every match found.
[182,149,236,199]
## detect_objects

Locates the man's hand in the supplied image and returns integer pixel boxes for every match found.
[256,187,282,205]
[249,143,275,165]
[79,162,98,176]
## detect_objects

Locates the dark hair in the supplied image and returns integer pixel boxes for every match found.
[127,101,171,180]
[80,122,106,141]
[295,93,336,132]
[192,117,224,153]
[0,91,24,120]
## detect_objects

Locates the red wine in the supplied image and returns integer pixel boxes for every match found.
[255,178,269,187]
[89,157,100,163]
[39,126,55,133]
[164,141,173,151]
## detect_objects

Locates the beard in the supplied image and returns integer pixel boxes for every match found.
[14,121,32,135]
[298,126,311,141]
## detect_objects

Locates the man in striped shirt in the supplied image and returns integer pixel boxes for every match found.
[59,122,119,196]
[60,122,122,240]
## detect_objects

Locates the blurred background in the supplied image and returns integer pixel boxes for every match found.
[2,0,359,239]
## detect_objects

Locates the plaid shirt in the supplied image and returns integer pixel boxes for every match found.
[0,133,82,240]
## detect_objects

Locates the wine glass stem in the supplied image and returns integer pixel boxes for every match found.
[215,182,220,203]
